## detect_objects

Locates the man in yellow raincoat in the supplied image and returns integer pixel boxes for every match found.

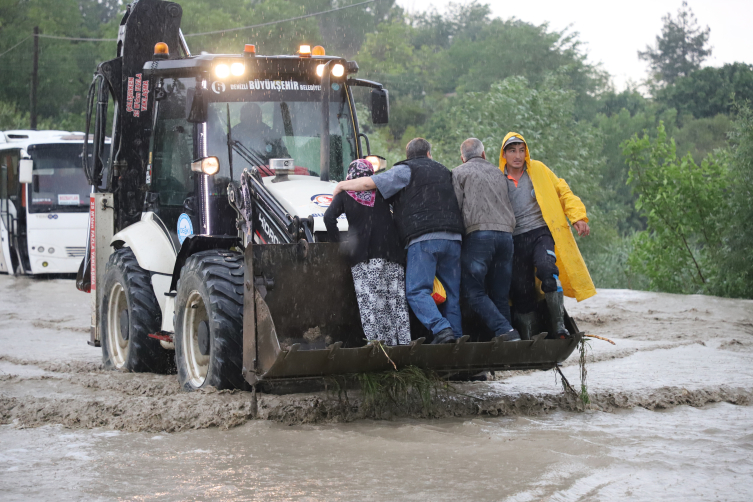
[499,132,596,339]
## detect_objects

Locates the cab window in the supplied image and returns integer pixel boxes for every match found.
[150,77,195,230]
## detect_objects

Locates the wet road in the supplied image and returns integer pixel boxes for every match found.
[3,404,752,501]
[1,276,753,500]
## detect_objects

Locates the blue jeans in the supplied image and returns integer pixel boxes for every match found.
[461,230,514,335]
[405,239,462,337]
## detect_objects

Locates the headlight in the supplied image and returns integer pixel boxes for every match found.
[365,155,386,172]
[48,247,55,254]
[317,63,345,78]
[191,157,220,175]
[214,64,230,79]
[230,62,245,76]
[37,246,45,253]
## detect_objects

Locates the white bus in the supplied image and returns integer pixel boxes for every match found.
[0,130,106,275]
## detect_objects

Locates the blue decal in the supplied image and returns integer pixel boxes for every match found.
[177,213,193,244]
[554,274,563,292]
[331,83,340,91]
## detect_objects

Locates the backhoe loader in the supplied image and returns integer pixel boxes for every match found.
[78,0,582,392]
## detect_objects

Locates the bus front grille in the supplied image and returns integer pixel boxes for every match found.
[66,247,86,258]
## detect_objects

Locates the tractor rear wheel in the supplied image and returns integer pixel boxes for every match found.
[174,250,245,391]
[100,248,174,373]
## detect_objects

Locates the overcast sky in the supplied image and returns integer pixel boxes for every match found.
[395,0,752,90]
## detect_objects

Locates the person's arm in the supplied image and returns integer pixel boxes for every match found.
[371,164,412,199]
[452,170,464,213]
[333,177,376,196]
[323,192,345,242]
[547,168,590,235]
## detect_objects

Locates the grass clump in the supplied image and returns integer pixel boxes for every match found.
[326,365,453,419]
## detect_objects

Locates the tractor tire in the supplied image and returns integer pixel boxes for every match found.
[100,248,174,373]
[174,250,245,391]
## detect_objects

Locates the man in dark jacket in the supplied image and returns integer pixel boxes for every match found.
[333,138,465,344]
[452,138,520,341]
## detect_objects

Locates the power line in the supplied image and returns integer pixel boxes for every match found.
[0,35,32,59]
[1,0,379,49]
[37,34,117,42]
[184,0,378,37]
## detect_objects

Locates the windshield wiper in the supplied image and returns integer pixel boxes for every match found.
[225,104,234,182]
[229,138,268,170]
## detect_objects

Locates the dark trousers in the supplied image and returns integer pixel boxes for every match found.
[510,226,559,314]
[460,230,514,335]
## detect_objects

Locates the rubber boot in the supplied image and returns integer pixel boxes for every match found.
[515,311,538,341]
[545,291,570,339]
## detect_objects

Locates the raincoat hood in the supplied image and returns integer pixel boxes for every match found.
[499,132,530,171]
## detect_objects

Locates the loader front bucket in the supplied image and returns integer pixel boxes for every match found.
[242,242,582,385]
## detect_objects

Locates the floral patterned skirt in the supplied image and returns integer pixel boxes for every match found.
[351,258,412,346]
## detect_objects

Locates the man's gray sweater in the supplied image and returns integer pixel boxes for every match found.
[451,156,516,235]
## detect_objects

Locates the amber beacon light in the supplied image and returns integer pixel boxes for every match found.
[312,45,325,56]
[154,42,169,55]
[299,45,312,57]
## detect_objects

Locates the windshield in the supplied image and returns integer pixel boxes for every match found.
[28,143,109,213]
[206,78,357,184]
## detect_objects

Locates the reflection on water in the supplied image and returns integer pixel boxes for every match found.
[2,403,752,501]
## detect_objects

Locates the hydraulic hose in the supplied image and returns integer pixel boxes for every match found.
[82,74,101,187]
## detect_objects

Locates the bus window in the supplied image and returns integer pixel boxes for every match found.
[27,144,104,213]
[1,150,20,207]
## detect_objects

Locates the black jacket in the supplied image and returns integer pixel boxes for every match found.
[323,191,405,267]
[390,156,465,246]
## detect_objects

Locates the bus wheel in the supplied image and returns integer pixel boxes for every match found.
[100,248,174,373]
[174,250,244,391]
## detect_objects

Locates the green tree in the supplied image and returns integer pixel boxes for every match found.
[715,103,753,298]
[624,122,730,294]
[655,63,753,119]
[639,1,711,86]
[0,0,116,129]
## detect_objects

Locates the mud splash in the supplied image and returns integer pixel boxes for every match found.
[2,355,751,431]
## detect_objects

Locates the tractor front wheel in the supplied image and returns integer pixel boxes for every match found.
[174,250,245,391]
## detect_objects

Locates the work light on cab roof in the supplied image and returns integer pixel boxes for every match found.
[316,63,345,77]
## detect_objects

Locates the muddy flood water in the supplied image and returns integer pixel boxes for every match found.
[2,275,753,501]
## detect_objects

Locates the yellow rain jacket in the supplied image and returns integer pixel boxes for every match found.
[499,132,596,301]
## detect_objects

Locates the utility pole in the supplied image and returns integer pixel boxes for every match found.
[30,26,39,130]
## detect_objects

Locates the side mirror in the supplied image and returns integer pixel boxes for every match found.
[19,159,33,184]
[371,88,389,124]
[186,87,208,124]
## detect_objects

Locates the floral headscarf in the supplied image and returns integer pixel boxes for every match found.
[345,159,375,207]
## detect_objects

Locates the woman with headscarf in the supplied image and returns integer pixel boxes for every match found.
[324,159,411,346]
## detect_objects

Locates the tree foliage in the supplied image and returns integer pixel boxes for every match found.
[715,104,753,298]
[638,1,711,86]
[655,63,753,119]
[624,122,730,294]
